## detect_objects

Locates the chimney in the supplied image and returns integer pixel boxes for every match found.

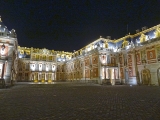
[136,29,140,33]
[142,26,148,31]
[106,36,111,40]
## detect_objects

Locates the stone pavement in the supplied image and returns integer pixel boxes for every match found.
[0,82,160,120]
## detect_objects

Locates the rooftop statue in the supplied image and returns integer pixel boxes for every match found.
[105,41,108,48]
[91,44,94,50]
[140,34,146,43]
[130,40,135,48]
[122,39,128,48]
[80,49,82,55]
[155,27,160,38]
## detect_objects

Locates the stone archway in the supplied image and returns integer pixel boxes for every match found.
[141,68,151,85]
[157,67,160,86]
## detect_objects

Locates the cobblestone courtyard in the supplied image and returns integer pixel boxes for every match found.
[0,82,160,120]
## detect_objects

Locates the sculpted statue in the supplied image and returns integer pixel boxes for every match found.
[91,44,94,50]
[140,34,146,43]
[155,27,160,38]
[130,40,134,48]
[80,50,82,55]
[61,54,64,58]
[122,39,128,48]
[105,41,108,48]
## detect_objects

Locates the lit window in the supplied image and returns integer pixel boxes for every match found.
[39,64,42,71]
[46,65,49,71]
[31,64,35,71]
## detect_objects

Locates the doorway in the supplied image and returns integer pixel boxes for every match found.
[141,68,151,85]
[125,69,129,84]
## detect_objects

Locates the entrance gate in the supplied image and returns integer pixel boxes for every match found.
[102,68,119,85]
[32,72,55,83]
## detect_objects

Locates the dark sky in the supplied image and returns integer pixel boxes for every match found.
[0,0,160,52]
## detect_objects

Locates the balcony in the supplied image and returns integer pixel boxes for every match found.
[102,63,118,67]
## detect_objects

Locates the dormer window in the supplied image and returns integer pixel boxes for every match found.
[46,65,49,71]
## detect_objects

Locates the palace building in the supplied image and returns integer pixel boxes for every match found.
[0,17,18,85]
[1,16,160,86]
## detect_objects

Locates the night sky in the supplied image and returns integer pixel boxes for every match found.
[0,0,160,52]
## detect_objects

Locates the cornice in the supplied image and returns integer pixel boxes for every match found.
[131,24,160,38]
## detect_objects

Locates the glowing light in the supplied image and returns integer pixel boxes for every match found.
[52,65,55,71]
[39,64,42,71]
[46,65,49,71]
[58,58,61,61]
[88,47,91,51]
[1,49,5,55]
[103,44,105,48]
[146,36,150,41]
[113,48,117,52]
[31,64,35,71]
[126,46,130,50]
[136,39,140,43]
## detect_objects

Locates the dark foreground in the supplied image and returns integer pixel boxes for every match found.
[0,82,160,120]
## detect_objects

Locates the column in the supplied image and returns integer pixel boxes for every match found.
[133,50,140,85]
[45,73,47,81]
[98,54,102,84]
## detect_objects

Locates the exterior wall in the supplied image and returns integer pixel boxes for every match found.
[15,22,160,86]
[17,59,57,82]
[3,16,160,86]
[0,37,18,85]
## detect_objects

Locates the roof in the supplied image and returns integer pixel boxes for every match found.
[0,16,9,33]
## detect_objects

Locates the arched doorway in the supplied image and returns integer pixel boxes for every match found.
[34,73,38,82]
[125,68,129,84]
[141,68,151,85]
[41,73,45,82]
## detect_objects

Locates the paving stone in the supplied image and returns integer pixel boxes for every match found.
[0,82,160,120]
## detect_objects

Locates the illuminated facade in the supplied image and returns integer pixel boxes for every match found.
[1,15,159,86]
[18,24,160,85]
[0,17,18,85]
[17,47,72,82]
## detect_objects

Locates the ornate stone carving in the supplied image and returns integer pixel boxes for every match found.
[140,34,146,43]
[122,39,128,48]
[154,27,160,38]
[105,41,108,48]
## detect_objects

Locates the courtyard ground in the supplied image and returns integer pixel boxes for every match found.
[0,82,160,120]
